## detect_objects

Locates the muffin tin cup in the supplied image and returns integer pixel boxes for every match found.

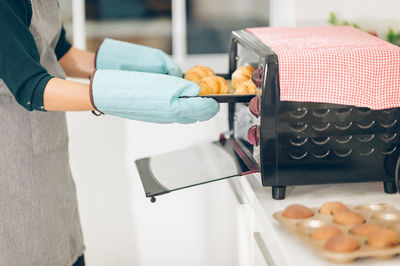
[273,203,400,263]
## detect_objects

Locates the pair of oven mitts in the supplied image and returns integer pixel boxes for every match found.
[90,39,219,124]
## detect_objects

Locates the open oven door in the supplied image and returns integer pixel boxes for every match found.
[135,135,259,202]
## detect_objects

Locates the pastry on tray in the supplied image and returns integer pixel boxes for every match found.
[184,65,215,84]
[367,228,400,248]
[311,225,342,240]
[333,211,365,225]
[232,65,255,91]
[234,79,257,95]
[282,204,313,219]
[350,223,381,236]
[199,76,229,95]
[319,201,349,215]
[324,235,360,253]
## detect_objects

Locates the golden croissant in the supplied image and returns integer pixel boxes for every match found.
[199,76,229,95]
[234,80,256,94]
[184,65,215,84]
[232,65,255,91]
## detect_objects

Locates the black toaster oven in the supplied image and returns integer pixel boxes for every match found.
[135,29,400,202]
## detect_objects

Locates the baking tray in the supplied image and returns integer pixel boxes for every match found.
[203,94,255,103]
[181,73,256,103]
[273,203,400,263]
[181,94,255,103]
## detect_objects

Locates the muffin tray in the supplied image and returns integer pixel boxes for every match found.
[273,203,400,263]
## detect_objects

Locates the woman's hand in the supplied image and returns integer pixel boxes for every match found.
[58,47,95,78]
[95,39,182,77]
[90,70,219,123]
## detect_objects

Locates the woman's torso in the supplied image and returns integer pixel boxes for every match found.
[0,1,84,265]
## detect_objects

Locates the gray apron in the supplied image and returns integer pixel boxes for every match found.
[0,1,84,265]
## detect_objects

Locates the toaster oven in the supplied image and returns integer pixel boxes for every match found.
[135,29,400,202]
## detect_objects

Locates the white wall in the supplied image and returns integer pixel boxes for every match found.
[270,0,400,37]
[67,112,140,265]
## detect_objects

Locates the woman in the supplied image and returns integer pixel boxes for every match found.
[0,0,219,265]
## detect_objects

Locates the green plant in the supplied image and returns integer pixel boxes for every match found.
[328,12,400,46]
[328,12,338,25]
[387,27,400,46]
[328,12,360,29]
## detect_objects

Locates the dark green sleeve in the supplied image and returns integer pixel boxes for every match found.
[55,26,72,60]
[0,0,53,111]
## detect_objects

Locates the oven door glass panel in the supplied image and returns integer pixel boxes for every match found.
[135,139,258,199]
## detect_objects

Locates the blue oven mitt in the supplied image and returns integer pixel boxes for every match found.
[95,38,182,77]
[90,69,219,124]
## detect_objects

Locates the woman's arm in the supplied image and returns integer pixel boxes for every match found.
[0,1,94,112]
[43,78,93,111]
[58,47,95,79]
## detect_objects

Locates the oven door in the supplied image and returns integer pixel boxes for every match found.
[135,136,259,202]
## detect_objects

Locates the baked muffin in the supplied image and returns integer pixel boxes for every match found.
[311,225,342,240]
[282,204,313,219]
[333,211,365,225]
[234,80,257,95]
[324,235,360,253]
[320,201,349,215]
[350,224,381,237]
[367,228,400,248]
[232,65,255,91]
[184,66,215,84]
[198,76,229,95]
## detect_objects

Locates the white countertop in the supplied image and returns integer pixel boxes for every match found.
[232,175,400,266]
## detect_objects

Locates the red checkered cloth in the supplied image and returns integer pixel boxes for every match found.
[246,26,400,109]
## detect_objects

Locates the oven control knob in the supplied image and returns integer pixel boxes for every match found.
[251,68,263,88]
[249,96,260,117]
[247,125,260,146]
